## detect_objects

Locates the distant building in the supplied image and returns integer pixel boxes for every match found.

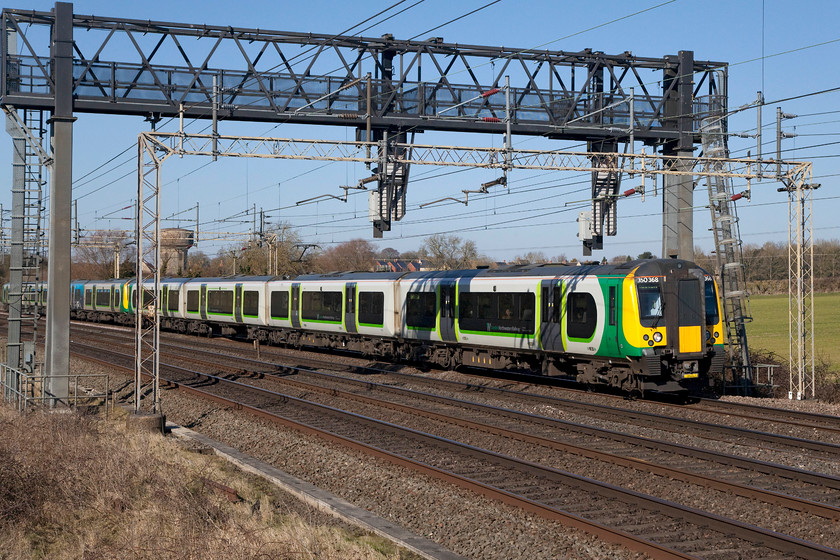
[375,259,425,272]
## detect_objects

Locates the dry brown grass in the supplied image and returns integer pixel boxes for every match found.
[0,405,407,560]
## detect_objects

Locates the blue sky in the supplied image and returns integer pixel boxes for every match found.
[2,0,838,262]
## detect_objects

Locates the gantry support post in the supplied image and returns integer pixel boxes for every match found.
[662,51,696,261]
[779,174,817,400]
[135,133,166,417]
[43,1,74,405]
[4,112,24,395]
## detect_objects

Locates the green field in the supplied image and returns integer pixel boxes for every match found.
[746,292,840,370]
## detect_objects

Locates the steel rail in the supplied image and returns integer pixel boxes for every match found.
[253,369,840,521]
[692,398,840,433]
[66,322,840,449]
[49,325,840,502]
[66,342,695,560]
[69,340,840,559]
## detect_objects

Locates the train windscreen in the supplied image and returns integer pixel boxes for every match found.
[637,282,662,326]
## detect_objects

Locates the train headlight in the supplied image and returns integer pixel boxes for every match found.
[705,329,711,341]
[648,340,654,346]
[714,331,720,339]
[652,332,663,343]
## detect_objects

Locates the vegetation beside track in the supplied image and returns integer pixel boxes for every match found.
[0,404,406,560]
[747,292,840,371]
[746,292,839,401]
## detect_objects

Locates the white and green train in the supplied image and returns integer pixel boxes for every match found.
[5,258,726,395]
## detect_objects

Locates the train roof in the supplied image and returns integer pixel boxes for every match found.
[176,275,277,283]
[67,259,707,286]
[290,259,704,281]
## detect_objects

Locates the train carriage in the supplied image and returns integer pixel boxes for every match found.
[78,279,125,322]
[11,257,726,396]
[283,272,403,354]
[178,276,272,336]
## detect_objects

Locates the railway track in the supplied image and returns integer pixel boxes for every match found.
[7,315,840,443]
[66,339,840,560]
[9,319,840,557]
[78,330,840,523]
[70,323,840,460]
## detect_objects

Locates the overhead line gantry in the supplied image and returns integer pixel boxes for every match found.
[1,2,812,405]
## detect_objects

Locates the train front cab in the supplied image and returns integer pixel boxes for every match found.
[624,259,724,393]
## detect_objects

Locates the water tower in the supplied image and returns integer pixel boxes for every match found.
[160,228,194,275]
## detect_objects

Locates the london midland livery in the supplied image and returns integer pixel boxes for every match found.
[4,258,725,395]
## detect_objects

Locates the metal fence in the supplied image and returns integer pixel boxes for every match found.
[722,363,779,396]
[1,361,111,414]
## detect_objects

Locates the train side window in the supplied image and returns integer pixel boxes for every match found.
[567,292,596,340]
[609,286,616,326]
[458,292,535,335]
[406,292,437,329]
[168,289,180,312]
[84,289,92,306]
[345,286,355,313]
[207,290,234,315]
[541,287,549,321]
[243,290,259,317]
[358,292,384,326]
[95,288,110,308]
[301,291,342,322]
[143,289,154,307]
[270,291,289,319]
[114,290,120,307]
[186,290,199,313]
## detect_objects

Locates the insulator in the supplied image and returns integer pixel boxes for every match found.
[481,88,501,97]
[623,188,636,197]
[731,193,743,202]
[337,113,359,119]
[482,117,501,123]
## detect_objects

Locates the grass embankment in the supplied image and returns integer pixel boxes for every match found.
[0,405,407,560]
[747,292,840,370]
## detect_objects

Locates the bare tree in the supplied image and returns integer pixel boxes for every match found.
[512,251,548,265]
[184,251,210,277]
[378,247,400,260]
[72,229,132,279]
[420,234,487,270]
[206,222,313,277]
[265,222,313,276]
[312,238,376,272]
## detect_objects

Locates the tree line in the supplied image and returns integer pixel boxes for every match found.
[4,224,837,295]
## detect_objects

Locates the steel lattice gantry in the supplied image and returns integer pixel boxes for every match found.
[2,2,726,240]
[1,1,728,405]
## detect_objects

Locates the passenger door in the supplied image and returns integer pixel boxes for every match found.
[601,283,621,357]
[234,283,243,322]
[200,284,208,319]
[439,281,457,342]
[539,279,563,351]
[344,283,357,334]
[290,283,301,328]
